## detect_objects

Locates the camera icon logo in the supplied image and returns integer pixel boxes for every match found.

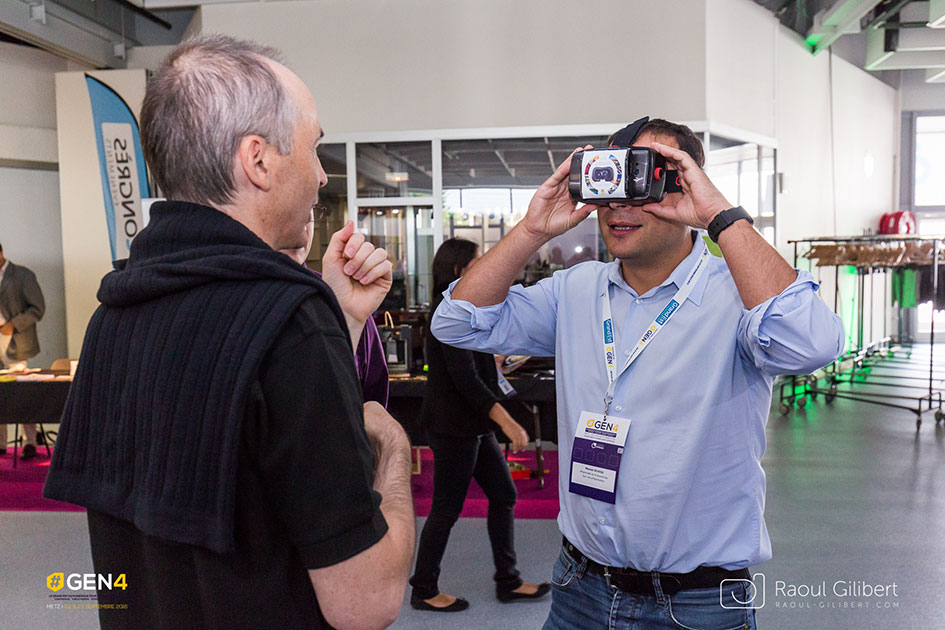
[720,572,765,609]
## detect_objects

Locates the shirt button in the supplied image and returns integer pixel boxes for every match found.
[599,517,606,524]
[635,299,642,304]
[615,405,623,412]
[624,349,631,356]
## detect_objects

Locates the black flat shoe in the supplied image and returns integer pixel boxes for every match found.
[20,443,37,461]
[410,595,470,612]
[497,582,551,603]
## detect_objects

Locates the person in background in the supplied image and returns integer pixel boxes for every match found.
[408,237,550,613]
[280,209,389,406]
[0,241,46,460]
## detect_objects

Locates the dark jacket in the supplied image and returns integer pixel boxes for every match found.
[44,201,349,553]
[0,261,45,362]
[420,304,503,437]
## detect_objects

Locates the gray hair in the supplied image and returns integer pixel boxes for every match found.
[140,34,298,206]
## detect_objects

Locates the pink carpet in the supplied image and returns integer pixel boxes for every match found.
[0,448,84,512]
[1,446,562,518]
[411,448,560,519]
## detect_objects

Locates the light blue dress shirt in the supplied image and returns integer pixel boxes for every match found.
[431,238,845,572]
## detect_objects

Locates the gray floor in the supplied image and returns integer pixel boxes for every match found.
[3,369,945,628]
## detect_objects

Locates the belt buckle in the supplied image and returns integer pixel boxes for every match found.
[603,566,615,591]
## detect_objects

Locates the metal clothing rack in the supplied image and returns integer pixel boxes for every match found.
[779,235,945,429]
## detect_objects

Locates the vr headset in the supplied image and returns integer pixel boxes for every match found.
[568,116,683,205]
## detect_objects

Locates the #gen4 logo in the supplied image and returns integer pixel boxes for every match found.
[586,418,619,433]
[47,572,127,592]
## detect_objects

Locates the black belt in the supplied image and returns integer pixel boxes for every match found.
[562,537,750,596]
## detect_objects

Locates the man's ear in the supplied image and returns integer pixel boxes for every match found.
[237,135,272,192]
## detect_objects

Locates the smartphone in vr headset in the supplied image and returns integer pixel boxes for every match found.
[568,146,682,205]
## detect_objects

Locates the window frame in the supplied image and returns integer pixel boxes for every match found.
[903,110,945,217]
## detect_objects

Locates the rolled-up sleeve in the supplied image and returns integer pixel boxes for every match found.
[736,270,845,376]
[431,274,560,357]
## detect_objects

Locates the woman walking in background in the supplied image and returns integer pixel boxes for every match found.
[409,237,550,612]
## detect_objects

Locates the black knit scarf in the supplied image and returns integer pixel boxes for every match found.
[44,201,347,553]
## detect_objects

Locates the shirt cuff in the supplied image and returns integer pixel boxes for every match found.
[744,270,818,349]
[441,279,506,332]
[296,494,389,570]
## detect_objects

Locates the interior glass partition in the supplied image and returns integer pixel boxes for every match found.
[356,141,433,198]
[308,142,348,271]
[341,125,778,307]
[705,136,777,245]
[358,205,434,310]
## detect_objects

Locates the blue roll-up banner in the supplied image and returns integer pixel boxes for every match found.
[85,75,150,261]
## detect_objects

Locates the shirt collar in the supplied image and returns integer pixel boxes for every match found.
[0,260,7,276]
[604,237,711,307]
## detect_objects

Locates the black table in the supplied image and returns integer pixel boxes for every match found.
[387,371,557,488]
[0,371,561,480]
[0,379,71,426]
[0,377,71,467]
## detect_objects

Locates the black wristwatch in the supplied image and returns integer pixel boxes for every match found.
[707,206,753,243]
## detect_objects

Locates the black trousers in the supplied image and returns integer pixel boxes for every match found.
[409,431,523,599]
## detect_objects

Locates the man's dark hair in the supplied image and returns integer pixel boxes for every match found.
[609,118,705,168]
[0,241,3,252]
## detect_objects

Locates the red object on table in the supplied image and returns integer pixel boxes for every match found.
[879,211,916,235]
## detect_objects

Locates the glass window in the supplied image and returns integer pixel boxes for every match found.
[760,147,775,218]
[358,205,434,309]
[441,135,610,284]
[308,143,348,271]
[356,141,433,198]
[706,138,776,245]
[914,116,945,207]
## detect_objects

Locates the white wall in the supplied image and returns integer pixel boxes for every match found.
[706,0,778,139]
[775,29,834,247]
[126,45,175,71]
[775,30,897,245]
[831,58,898,236]
[0,167,67,368]
[900,69,945,112]
[0,42,68,165]
[774,28,897,350]
[197,0,710,133]
[0,43,78,367]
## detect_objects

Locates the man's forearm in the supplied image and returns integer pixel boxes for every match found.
[452,224,548,307]
[367,432,415,613]
[309,412,415,630]
[716,220,798,310]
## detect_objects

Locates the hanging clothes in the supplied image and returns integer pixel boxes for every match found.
[891,268,920,309]
[916,265,945,309]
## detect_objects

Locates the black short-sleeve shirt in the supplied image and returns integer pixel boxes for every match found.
[87,295,388,629]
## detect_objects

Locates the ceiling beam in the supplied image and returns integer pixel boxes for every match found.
[0,0,128,68]
[488,141,516,179]
[861,0,913,30]
[866,19,945,69]
[807,0,884,55]
[930,0,945,28]
[926,67,945,81]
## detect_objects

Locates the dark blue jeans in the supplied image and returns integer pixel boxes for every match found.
[542,545,758,630]
[409,431,522,599]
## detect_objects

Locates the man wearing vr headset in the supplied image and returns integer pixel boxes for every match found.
[431,117,844,629]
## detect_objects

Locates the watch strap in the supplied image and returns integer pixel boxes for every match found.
[707,206,753,243]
